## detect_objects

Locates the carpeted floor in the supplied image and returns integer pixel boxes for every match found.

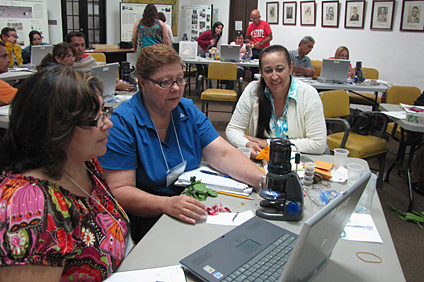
[184,81,424,282]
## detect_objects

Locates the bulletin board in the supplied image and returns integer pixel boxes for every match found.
[0,0,49,47]
[121,0,177,42]
[179,5,212,42]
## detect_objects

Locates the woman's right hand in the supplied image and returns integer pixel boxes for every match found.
[163,195,207,224]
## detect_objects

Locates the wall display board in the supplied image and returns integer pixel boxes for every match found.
[120,2,172,42]
[179,5,212,42]
[0,0,49,47]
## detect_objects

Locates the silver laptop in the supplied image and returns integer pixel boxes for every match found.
[31,45,53,66]
[220,44,240,62]
[91,62,119,100]
[180,171,371,282]
[318,59,350,84]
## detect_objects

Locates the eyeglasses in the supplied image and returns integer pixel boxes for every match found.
[146,76,186,89]
[88,107,113,128]
[7,35,18,39]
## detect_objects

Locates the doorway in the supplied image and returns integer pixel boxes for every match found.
[228,0,258,43]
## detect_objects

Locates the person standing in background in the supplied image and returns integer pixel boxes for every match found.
[158,12,174,43]
[21,30,49,64]
[0,27,22,67]
[246,9,273,60]
[131,4,171,52]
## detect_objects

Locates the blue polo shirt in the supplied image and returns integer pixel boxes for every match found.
[98,93,219,196]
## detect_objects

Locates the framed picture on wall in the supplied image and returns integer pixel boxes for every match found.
[283,2,297,25]
[371,0,395,30]
[300,1,316,26]
[400,0,424,31]
[345,0,366,28]
[322,1,340,28]
[266,2,279,24]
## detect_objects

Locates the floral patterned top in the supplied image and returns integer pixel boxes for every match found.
[0,159,130,281]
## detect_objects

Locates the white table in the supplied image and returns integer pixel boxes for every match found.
[379,103,424,211]
[0,69,34,82]
[116,156,405,281]
[182,58,259,68]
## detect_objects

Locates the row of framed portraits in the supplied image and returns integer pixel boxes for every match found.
[265,0,424,32]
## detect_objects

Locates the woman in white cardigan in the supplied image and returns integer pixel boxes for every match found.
[226,45,326,158]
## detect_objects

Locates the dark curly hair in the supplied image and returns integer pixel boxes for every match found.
[0,66,102,179]
[141,4,159,27]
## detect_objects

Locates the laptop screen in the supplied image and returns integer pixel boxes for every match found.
[220,44,240,62]
[319,59,350,83]
[31,45,53,66]
[91,62,119,99]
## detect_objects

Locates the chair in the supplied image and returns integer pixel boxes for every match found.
[201,62,241,117]
[311,60,322,77]
[320,90,389,188]
[348,67,381,106]
[90,52,107,63]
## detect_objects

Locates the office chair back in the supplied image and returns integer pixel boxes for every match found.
[386,86,421,105]
[320,90,350,118]
[311,60,322,77]
[208,62,237,81]
[362,67,379,79]
[90,52,107,63]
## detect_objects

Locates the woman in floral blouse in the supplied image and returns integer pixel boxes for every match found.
[0,66,131,281]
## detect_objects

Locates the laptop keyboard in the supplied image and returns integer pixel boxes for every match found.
[222,233,297,282]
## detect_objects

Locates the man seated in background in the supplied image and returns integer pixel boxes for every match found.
[0,41,17,106]
[289,36,315,77]
[65,31,133,91]
[0,27,23,68]
[22,30,49,64]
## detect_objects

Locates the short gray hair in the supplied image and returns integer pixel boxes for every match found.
[299,36,315,46]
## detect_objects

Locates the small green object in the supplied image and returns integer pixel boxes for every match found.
[182,176,217,201]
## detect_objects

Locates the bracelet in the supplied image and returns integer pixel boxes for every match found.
[258,174,266,192]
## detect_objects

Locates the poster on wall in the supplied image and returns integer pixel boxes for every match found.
[180,5,212,42]
[120,2,172,42]
[0,0,49,47]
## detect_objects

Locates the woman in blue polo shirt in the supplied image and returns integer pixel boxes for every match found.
[98,44,265,243]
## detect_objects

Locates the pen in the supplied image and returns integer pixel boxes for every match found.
[232,212,239,222]
[200,170,231,178]
[216,190,252,200]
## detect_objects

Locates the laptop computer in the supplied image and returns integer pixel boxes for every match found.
[31,45,53,66]
[91,62,119,100]
[220,44,240,62]
[180,171,371,282]
[318,59,350,84]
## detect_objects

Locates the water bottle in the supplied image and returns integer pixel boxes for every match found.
[245,45,251,62]
[355,61,363,83]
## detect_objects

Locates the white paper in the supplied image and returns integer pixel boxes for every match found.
[341,213,383,243]
[0,105,10,116]
[330,166,347,182]
[235,21,243,30]
[105,265,186,282]
[382,111,406,119]
[206,210,254,226]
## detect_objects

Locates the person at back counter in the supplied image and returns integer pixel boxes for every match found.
[289,36,315,77]
[98,44,265,243]
[0,41,17,106]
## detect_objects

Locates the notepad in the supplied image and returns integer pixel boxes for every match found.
[176,165,252,195]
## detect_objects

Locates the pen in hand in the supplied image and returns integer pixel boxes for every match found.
[200,170,231,178]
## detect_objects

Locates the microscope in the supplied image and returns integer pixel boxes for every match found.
[256,139,304,221]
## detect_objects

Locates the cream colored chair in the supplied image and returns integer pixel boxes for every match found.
[311,59,322,77]
[348,67,381,106]
[321,90,389,188]
[201,62,241,117]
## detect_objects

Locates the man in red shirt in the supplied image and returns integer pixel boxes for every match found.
[0,41,17,106]
[246,9,273,59]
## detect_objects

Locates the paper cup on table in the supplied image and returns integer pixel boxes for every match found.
[238,147,252,158]
[334,148,349,169]
[347,163,365,186]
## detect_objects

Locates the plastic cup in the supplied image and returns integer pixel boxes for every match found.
[334,148,349,169]
[347,163,365,186]
[238,147,252,159]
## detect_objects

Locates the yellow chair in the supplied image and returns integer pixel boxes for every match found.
[321,90,389,188]
[311,59,322,77]
[348,67,381,106]
[90,52,107,63]
[201,62,241,117]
